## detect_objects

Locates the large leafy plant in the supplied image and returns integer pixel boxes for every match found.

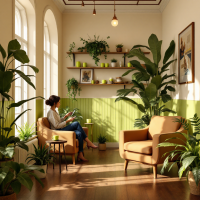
[59,106,83,125]
[26,144,56,166]
[158,114,200,186]
[79,35,110,66]
[115,34,177,128]
[0,161,44,196]
[0,39,43,160]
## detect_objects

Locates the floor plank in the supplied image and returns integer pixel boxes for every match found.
[17,148,200,200]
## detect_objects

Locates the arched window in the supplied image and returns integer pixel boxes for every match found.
[43,21,51,117]
[15,2,28,132]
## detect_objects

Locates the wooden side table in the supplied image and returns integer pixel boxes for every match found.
[45,140,67,173]
[84,123,94,150]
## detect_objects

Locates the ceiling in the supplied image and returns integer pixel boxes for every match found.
[52,0,170,13]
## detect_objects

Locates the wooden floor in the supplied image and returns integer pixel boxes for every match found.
[17,148,199,200]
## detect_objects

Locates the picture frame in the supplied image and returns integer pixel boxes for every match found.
[178,22,195,84]
[80,69,94,84]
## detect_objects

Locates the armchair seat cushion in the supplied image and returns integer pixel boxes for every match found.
[124,140,153,155]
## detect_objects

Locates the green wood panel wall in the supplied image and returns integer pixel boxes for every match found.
[0,101,15,137]
[60,98,200,142]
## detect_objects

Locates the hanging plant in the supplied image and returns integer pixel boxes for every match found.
[79,35,110,66]
[67,42,75,61]
[66,78,81,101]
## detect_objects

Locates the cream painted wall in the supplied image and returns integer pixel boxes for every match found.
[62,13,162,98]
[34,0,63,97]
[162,0,200,101]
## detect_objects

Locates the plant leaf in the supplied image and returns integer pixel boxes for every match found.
[130,44,150,51]
[130,60,146,73]
[122,69,136,77]
[7,39,21,55]
[115,97,138,105]
[192,167,200,186]
[151,75,162,89]
[10,180,21,194]
[0,44,6,59]
[0,71,13,93]
[163,40,175,64]
[17,173,33,191]
[145,83,157,100]
[137,104,146,113]
[13,50,29,64]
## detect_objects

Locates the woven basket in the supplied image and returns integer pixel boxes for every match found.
[188,171,200,196]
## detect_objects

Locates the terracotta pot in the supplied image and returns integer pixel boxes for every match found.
[116,47,122,52]
[0,193,16,200]
[188,171,200,196]
[98,143,106,151]
[33,165,47,179]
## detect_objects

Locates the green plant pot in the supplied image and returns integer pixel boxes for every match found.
[76,61,81,67]
[101,63,105,67]
[105,63,109,68]
[83,62,87,67]
[127,62,132,67]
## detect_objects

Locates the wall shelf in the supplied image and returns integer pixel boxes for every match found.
[66,51,150,66]
[79,83,133,86]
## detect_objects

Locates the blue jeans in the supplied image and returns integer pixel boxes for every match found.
[58,121,87,152]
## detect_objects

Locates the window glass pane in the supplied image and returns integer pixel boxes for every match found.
[15,9,21,37]
[47,57,50,98]
[44,34,46,52]
[44,55,46,88]
[15,60,21,87]
[24,24,27,41]
[15,87,21,114]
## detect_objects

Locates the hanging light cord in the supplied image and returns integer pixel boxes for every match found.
[114,0,115,15]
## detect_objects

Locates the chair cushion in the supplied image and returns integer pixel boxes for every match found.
[148,116,182,139]
[124,140,152,155]
[42,117,50,129]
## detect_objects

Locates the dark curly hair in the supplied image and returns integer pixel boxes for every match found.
[45,95,60,106]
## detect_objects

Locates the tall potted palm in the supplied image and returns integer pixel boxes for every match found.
[115,34,177,128]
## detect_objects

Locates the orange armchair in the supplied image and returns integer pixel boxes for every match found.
[37,117,88,165]
[119,116,187,178]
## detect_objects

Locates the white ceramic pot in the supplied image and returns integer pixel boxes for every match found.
[188,171,200,196]
[98,143,106,151]
[34,165,47,179]
[111,62,117,67]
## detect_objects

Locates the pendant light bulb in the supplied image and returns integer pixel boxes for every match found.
[111,1,118,27]
[81,1,84,7]
[93,1,96,15]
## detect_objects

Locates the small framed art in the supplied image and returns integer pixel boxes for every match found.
[80,69,94,84]
[178,22,195,84]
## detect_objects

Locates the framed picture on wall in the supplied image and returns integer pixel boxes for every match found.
[80,69,94,84]
[178,22,195,84]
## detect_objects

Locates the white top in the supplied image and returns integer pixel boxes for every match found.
[47,109,66,130]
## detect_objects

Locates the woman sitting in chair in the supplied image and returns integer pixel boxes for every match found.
[46,95,97,162]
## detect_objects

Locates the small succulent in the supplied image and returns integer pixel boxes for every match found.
[111,58,117,63]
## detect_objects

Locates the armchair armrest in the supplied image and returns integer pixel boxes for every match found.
[152,126,187,164]
[119,126,149,159]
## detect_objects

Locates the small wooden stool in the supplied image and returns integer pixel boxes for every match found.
[45,140,67,173]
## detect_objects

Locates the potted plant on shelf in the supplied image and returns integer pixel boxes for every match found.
[116,44,123,52]
[115,34,177,128]
[111,58,117,67]
[26,144,55,179]
[17,122,37,142]
[59,106,83,125]
[0,39,43,162]
[97,134,108,151]
[67,42,75,61]
[79,35,110,66]
[66,78,81,101]
[158,114,200,196]
[0,161,44,200]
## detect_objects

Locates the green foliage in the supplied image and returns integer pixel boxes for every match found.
[97,134,108,144]
[115,34,176,128]
[26,144,56,166]
[66,78,81,101]
[79,35,110,66]
[0,39,43,160]
[0,161,44,196]
[111,58,117,63]
[58,106,83,125]
[158,114,200,186]
[116,44,123,48]
[67,42,75,61]
[17,123,36,142]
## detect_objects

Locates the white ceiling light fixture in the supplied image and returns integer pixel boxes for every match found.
[111,1,118,27]
[93,1,96,15]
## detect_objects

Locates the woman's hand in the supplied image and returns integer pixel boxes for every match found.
[66,116,76,123]
[64,112,72,119]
